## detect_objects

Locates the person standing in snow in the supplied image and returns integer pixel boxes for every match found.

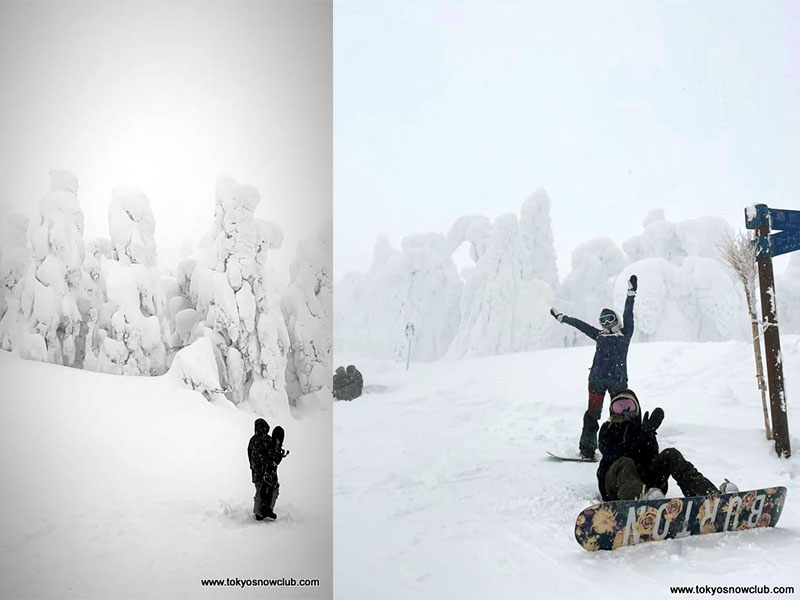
[247,418,272,520]
[550,274,638,459]
[598,390,737,500]
[261,425,290,520]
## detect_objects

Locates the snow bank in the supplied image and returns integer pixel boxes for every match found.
[0,351,331,598]
[334,338,800,599]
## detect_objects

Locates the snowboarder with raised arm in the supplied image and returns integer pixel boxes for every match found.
[261,425,290,520]
[598,389,737,500]
[248,418,272,520]
[550,274,638,460]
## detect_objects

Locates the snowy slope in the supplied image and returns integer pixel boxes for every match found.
[334,338,800,599]
[0,353,331,599]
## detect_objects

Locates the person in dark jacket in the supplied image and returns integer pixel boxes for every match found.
[598,390,735,501]
[551,274,638,459]
[333,364,364,401]
[261,426,290,520]
[333,366,347,399]
[248,418,272,520]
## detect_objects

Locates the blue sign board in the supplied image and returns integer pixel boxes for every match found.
[745,204,800,258]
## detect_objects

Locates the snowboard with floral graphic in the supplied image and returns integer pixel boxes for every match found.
[574,486,786,551]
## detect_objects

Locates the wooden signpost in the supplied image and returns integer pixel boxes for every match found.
[745,204,800,458]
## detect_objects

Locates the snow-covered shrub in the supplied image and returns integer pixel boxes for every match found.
[167,337,226,399]
[282,222,332,405]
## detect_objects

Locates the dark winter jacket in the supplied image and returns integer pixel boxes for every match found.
[597,413,659,500]
[562,294,635,388]
[333,365,363,401]
[248,419,272,484]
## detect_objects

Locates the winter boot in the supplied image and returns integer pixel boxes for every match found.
[578,408,602,459]
[719,479,739,494]
[640,486,665,501]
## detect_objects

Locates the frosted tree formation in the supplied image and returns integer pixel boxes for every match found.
[336,232,463,362]
[0,170,332,419]
[170,177,291,416]
[447,190,559,357]
[1,171,87,364]
[335,198,780,362]
[94,187,167,375]
[283,221,332,404]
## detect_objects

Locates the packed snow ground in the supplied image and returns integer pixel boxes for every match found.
[0,353,331,599]
[334,338,800,599]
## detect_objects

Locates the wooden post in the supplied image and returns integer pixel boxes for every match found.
[405,322,414,371]
[755,225,791,457]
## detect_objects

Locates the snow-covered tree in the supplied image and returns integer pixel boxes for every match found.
[555,237,625,346]
[622,210,733,264]
[0,213,30,344]
[282,222,332,405]
[448,191,560,357]
[612,257,747,343]
[86,188,167,375]
[335,233,463,362]
[7,171,87,366]
[179,177,289,417]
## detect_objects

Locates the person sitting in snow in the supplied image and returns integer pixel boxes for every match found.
[247,418,272,520]
[333,364,364,401]
[550,274,638,460]
[598,389,737,500]
[260,426,290,520]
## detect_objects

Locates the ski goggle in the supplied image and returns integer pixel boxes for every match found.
[599,314,617,325]
[610,397,637,415]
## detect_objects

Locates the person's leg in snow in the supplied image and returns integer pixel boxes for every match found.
[262,470,279,520]
[643,447,718,497]
[604,457,646,500]
[254,482,267,520]
[579,385,606,459]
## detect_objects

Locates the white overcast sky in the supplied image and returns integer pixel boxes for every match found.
[334,0,799,278]
[0,1,331,274]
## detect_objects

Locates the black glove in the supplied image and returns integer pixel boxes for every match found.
[550,308,565,323]
[642,407,664,432]
[627,274,638,295]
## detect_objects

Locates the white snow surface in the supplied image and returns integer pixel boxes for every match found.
[334,338,800,599]
[0,352,331,598]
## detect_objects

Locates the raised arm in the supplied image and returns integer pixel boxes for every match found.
[622,275,636,339]
[551,307,600,340]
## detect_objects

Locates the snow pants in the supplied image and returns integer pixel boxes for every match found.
[253,480,280,517]
[604,449,718,501]
[579,381,626,455]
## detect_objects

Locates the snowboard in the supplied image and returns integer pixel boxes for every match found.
[574,486,786,551]
[547,451,599,463]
